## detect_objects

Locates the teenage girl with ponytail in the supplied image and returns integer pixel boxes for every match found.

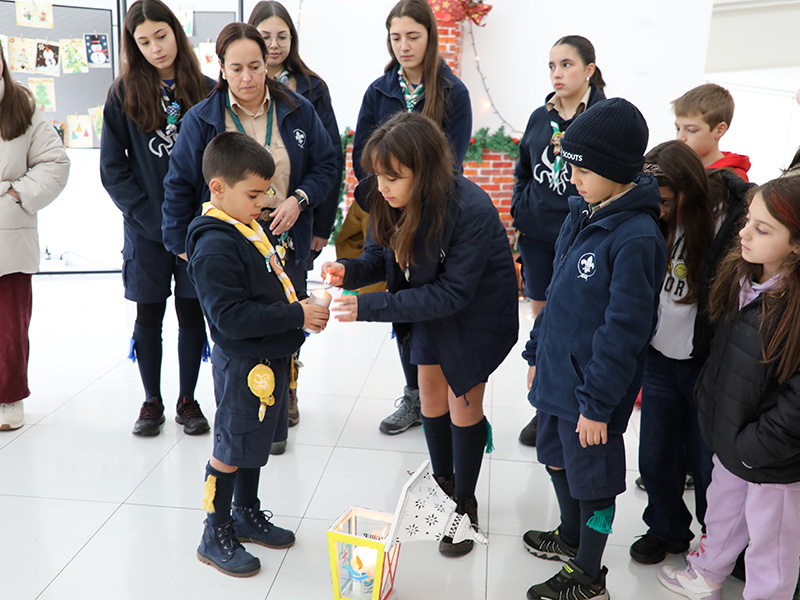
[513,35,606,448]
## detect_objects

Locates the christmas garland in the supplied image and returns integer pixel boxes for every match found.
[465,126,520,162]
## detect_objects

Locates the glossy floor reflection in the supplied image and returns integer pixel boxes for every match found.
[0,273,746,599]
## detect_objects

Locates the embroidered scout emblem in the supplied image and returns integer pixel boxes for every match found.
[577,253,596,280]
[293,129,306,148]
[247,363,276,422]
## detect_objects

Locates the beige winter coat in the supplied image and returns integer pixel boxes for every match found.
[0,82,70,277]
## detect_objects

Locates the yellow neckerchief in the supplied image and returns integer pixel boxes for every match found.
[202,202,298,304]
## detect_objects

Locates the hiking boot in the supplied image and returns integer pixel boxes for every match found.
[197,519,261,577]
[232,500,295,549]
[657,564,722,600]
[439,497,478,557]
[175,397,210,435]
[270,439,287,455]
[519,412,538,447]
[379,386,421,435]
[0,400,24,431]
[527,560,609,600]
[630,533,689,565]
[132,398,165,436]
[523,528,578,562]
[288,388,299,427]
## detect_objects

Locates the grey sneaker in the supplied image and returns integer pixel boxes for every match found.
[379,386,421,435]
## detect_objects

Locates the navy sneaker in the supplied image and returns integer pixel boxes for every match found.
[523,528,578,562]
[232,501,295,549]
[197,519,261,577]
[132,398,165,437]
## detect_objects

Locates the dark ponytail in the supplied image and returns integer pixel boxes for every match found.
[553,35,605,90]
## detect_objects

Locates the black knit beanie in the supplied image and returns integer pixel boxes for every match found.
[560,98,649,184]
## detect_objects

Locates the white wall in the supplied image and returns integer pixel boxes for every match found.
[37,0,724,270]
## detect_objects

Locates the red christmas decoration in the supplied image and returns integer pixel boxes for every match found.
[427,0,493,26]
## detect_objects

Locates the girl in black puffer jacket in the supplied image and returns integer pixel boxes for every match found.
[658,176,800,600]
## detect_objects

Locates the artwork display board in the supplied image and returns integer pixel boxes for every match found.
[1,0,114,149]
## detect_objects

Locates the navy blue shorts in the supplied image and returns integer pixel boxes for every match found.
[210,345,290,469]
[517,233,555,302]
[122,224,196,303]
[410,321,439,365]
[536,410,626,500]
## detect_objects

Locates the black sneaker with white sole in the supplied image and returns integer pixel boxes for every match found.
[523,528,578,562]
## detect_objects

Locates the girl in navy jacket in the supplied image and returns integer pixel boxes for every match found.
[100,0,215,437]
[323,112,518,557]
[343,0,472,439]
[247,1,344,259]
[659,176,800,600]
[513,35,605,446]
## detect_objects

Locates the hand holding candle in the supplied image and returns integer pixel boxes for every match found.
[321,261,346,287]
[333,295,358,322]
[300,294,330,333]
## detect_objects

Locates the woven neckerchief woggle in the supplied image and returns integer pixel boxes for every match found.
[160,81,180,137]
[398,65,425,112]
[202,201,299,421]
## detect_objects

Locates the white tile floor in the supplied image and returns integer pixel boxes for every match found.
[0,273,746,600]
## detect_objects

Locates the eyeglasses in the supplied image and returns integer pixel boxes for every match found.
[261,33,291,48]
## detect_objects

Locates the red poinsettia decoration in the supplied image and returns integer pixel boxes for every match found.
[428,0,493,26]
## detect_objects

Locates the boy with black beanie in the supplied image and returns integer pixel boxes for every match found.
[521,98,667,599]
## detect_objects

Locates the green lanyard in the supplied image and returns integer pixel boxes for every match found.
[225,91,274,150]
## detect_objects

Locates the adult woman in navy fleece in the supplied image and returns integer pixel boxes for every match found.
[513,35,606,447]
[344,0,472,438]
[101,0,215,437]
[323,112,518,557]
[247,1,343,264]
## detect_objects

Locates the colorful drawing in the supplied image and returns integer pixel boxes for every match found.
[84,33,110,68]
[8,36,37,73]
[28,77,56,112]
[177,10,193,37]
[66,114,93,148]
[59,38,88,74]
[88,105,104,142]
[197,42,218,79]
[16,2,54,29]
[51,120,66,147]
[35,40,60,76]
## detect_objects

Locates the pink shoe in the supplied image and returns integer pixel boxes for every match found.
[657,564,722,600]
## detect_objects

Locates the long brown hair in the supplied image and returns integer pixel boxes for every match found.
[0,43,36,141]
[384,0,448,127]
[709,177,800,383]
[644,141,723,304]
[247,1,328,94]
[362,112,453,269]
[214,22,295,109]
[115,0,208,133]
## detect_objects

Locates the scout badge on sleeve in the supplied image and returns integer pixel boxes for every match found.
[247,362,276,422]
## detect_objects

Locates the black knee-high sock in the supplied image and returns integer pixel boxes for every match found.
[132,322,162,402]
[452,418,488,500]
[421,412,453,481]
[574,497,616,580]
[177,326,206,402]
[233,467,261,508]
[396,337,418,390]
[204,463,237,526]
[546,466,580,547]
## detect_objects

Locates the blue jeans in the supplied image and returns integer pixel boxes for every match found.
[639,347,713,546]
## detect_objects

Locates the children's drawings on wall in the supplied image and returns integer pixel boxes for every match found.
[51,120,66,147]
[197,42,218,80]
[87,105,103,143]
[177,10,193,37]
[59,38,88,74]
[84,33,109,68]
[8,36,37,73]
[28,77,56,112]
[35,40,59,76]
[0,35,8,57]
[66,114,92,148]
[15,1,54,29]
